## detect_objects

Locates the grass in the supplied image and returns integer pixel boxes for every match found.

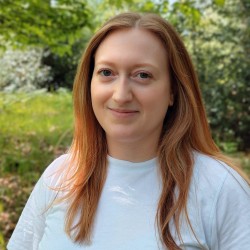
[0,89,73,178]
[0,90,73,249]
[0,91,249,249]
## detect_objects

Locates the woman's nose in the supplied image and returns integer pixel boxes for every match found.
[112,76,133,104]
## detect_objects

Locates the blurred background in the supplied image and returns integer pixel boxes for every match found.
[0,0,249,248]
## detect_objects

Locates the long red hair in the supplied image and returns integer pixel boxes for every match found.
[58,12,249,249]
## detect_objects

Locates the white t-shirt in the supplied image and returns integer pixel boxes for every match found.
[7,152,250,250]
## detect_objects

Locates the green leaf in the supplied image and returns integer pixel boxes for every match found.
[214,0,225,6]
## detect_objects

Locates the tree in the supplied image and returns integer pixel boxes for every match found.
[0,0,91,55]
[188,0,250,150]
[0,0,93,89]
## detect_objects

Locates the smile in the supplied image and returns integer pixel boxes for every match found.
[108,108,139,118]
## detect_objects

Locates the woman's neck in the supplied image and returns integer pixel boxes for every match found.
[107,137,159,162]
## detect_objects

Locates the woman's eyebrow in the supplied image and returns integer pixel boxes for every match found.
[94,60,116,67]
[95,60,159,70]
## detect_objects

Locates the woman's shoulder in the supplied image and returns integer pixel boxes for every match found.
[192,151,250,196]
[43,153,70,175]
[41,153,71,187]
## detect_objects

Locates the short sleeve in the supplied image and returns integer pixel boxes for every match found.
[210,169,250,249]
[7,154,68,250]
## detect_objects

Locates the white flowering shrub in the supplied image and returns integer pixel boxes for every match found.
[0,48,53,92]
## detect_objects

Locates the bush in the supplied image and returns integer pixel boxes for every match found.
[0,48,53,92]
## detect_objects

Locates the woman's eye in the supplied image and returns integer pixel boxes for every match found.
[138,72,151,79]
[100,69,112,76]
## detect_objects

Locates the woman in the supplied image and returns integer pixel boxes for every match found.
[7,12,250,250]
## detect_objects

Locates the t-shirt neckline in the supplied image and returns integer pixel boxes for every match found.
[107,155,157,170]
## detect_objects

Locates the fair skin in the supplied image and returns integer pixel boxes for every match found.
[91,28,173,162]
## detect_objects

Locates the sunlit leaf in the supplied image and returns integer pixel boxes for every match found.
[214,0,225,6]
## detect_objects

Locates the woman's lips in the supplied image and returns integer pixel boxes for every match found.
[108,108,139,118]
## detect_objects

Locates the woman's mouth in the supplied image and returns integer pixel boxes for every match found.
[108,108,139,118]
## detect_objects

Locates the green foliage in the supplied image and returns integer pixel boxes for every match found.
[1,0,249,149]
[0,90,73,178]
[185,0,250,150]
[214,0,225,6]
[0,0,93,88]
[239,153,250,176]
[170,1,201,28]
[0,0,91,56]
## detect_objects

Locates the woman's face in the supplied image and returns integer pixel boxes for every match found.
[91,28,173,147]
